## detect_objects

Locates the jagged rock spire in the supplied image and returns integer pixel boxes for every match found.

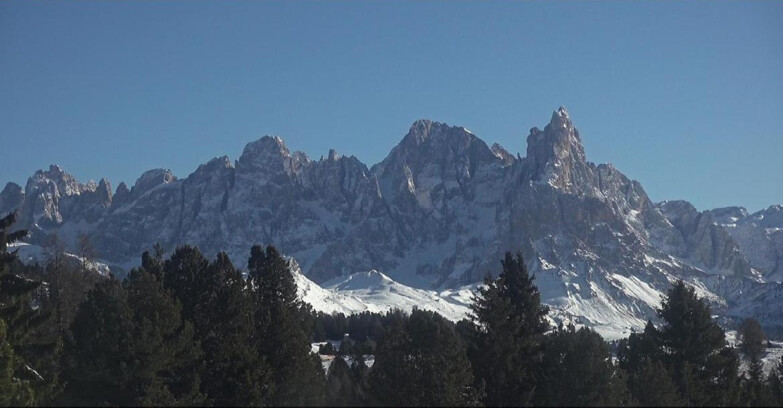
[525,106,593,193]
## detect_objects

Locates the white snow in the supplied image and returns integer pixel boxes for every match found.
[725,330,783,377]
[8,242,112,276]
[293,266,473,322]
[609,274,664,310]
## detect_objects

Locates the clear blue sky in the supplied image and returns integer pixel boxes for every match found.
[1,1,781,212]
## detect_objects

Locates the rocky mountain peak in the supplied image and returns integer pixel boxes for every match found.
[399,119,448,150]
[551,105,572,125]
[655,200,752,276]
[525,106,592,193]
[291,150,311,165]
[115,182,130,196]
[658,199,697,214]
[112,182,131,209]
[47,164,65,178]
[211,155,233,169]
[95,178,113,206]
[44,164,74,183]
[98,177,111,191]
[763,204,783,214]
[373,119,499,201]
[84,179,98,191]
[752,204,783,227]
[235,136,307,181]
[326,269,394,291]
[28,164,84,197]
[528,106,585,163]
[395,119,492,158]
[397,119,483,151]
[131,169,176,198]
[191,156,233,178]
[18,165,94,227]
[709,206,749,225]
[1,182,22,195]
[491,143,516,165]
[240,136,289,159]
[402,119,436,147]
[0,182,24,215]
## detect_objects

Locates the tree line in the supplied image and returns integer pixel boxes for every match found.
[2,210,783,407]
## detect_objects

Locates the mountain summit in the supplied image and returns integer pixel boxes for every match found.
[525,106,592,193]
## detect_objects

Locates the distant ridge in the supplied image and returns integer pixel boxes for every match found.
[3,107,782,336]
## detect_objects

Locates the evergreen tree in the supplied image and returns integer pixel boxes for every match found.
[617,321,664,374]
[349,355,372,406]
[368,316,410,406]
[712,346,743,406]
[51,263,100,325]
[768,355,783,405]
[16,265,64,405]
[627,358,681,406]
[123,267,204,406]
[198,252,272,406]
[0,211,50,405]
[455,318,480,353]
[739,318,766,360]
[0,211,36,349]
[141,243,166,279]
[62,277,135,405]
[534,324,628,406]
[34,234,101,403]
[658,280,741,406]
[64,269,205,405]
[326,356,361,406]
[370,309,482,407]
[319,342,337,355]
[617,321,681,406]
[9,232,96,405]
[0,318,34,406]
[470,252,549,407]
[248,245,325,406]
[162,245,274,404]
[739,318,771,406]
[162,245,210,323]
[44,233,102,340]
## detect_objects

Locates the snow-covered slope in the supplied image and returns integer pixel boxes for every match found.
[292,260,474,322]
[9,242,111,276]
[725,330,783,377]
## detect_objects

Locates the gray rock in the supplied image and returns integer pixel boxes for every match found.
[712,205,783,281]
[0,182,24,216]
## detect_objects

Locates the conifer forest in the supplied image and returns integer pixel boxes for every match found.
[2,210,783,407]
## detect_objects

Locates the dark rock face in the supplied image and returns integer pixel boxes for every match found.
[0,182,24,216]
[710,205,783,282]
[5,108,782,333]
[652,200,751,277]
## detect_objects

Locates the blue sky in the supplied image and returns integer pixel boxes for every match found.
[1,1,781,212]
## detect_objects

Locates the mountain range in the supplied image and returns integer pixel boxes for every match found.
[2,107,782,339]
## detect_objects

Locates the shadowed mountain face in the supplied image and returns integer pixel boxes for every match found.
[3,107,782,335]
